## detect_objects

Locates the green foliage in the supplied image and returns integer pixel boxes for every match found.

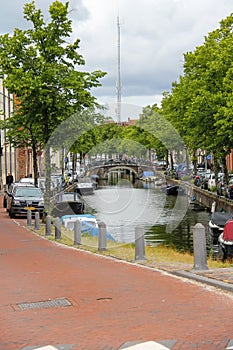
[161,13,233,169]
[0,0,106,191]
[210,186,217,192]
[0,0,106,212]
[70,122,161,160]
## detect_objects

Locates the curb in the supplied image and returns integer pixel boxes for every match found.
[172,270,233,293]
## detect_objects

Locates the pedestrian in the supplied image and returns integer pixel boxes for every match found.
[6,173,14,189]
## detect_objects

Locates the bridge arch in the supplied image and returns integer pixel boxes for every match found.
[107,165,139,175]
[88,162,155,181]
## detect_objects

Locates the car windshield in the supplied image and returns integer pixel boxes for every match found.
[15,188,42,198]
[19,178,34,184]
[79,177,92,183]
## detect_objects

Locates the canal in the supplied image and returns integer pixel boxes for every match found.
[83,180,211,252]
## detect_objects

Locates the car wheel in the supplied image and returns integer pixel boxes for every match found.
[3,197,7,208]
[9,211,15,218]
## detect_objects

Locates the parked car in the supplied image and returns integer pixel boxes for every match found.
[216,174,226,196]
[18,177,35,185]
[225,178,233,199]
[7,185,44,218]
[207,173,216,190]
[208,173,224,191]
[194,174,202,187]
[3,182,18,209]
[4,182,35,210]
[201,173,211,190]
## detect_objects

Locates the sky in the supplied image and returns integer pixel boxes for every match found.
[0,0,232,120]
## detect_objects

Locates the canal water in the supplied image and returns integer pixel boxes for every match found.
[83,180,211,252]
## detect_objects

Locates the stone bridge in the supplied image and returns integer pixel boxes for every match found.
[87,162,155,180]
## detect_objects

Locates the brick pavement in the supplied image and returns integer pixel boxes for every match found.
[1,204,233,350]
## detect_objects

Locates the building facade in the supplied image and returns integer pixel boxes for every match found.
[0,79,34,188]
[226,150,233,173]
[0,79,16,189]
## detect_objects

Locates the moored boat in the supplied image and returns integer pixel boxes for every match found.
[208,212,233,259]
[164,185,186,196]
[51,192,85,217]
[74,177,95,195]
[218,219,233,261]
[208,212,233,245]
[61,214,115,241]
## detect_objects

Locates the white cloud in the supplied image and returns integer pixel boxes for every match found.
[0,0,232,119]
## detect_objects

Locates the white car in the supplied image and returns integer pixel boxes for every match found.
[208,172,224,190]
[208,174,215,190]
[19,177,35,185]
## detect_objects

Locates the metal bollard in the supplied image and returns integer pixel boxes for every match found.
[27,209,32,226]
[74,220,81,245]
[45,215,51,236]
[98,221,107,251]
[54,217,61,240]
[135,225,146,261]
[193,223,208,271]
[34,212,40,230]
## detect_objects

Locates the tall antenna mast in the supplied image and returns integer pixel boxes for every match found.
[116,14,122,124]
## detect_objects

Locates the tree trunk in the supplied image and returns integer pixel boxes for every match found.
[32,143,39,187]
[221,156,228,184]
[44,145,52,215]
[170,151,174,169]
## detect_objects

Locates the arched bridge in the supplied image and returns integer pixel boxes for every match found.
[88,162,155,180]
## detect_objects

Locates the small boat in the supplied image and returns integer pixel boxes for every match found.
[61,214,115,241]
[208,212,233,245]
[51,192,85,217]
[74,177,95,195]
[61,214,98,231]
[218,220,233,261]
[207,212,233,259]
[164,185,186,196]
[140,171,156,182]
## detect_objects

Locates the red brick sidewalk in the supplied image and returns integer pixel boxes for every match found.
[0,205,233,350]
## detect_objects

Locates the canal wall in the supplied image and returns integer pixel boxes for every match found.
[168,178,233,213]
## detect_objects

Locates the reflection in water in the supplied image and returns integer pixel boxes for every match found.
[146,195,210,253]
[83,181,210,252]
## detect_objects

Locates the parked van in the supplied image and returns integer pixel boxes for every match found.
[208,174,215,190]
[208,172,224,191]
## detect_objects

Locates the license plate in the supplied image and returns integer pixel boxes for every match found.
[24,207,35,210]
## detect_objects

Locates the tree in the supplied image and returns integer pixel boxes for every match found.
[137,104,186,167]
[0,1,106,210]
[160,13,233,178]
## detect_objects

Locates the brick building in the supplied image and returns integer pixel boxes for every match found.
[0,79,33,188]
[226,150,233,173]
[0,79,16,189]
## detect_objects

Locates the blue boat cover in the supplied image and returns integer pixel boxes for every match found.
[141,171,155,177]
[60,214,115,241]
